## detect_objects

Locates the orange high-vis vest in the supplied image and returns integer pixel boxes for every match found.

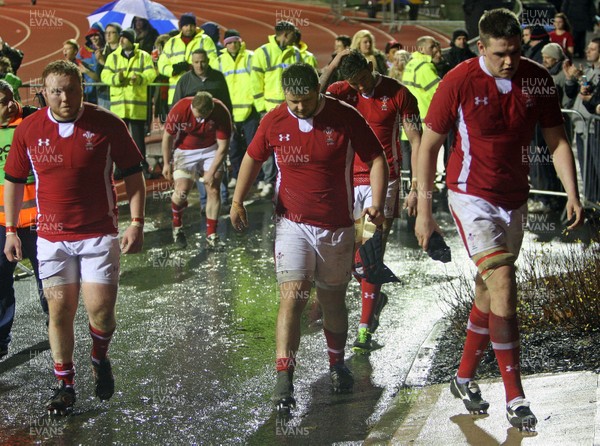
[0,113,38,228]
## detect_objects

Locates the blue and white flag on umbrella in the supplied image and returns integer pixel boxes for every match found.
[87,0,178,35]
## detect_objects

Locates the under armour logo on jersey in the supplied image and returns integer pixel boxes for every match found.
[38,138,50,146]
[505,364,520,372]
[364,293,376,299]
[278,134,291,142]
[474,96,489,105]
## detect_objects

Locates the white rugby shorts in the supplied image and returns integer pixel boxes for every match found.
[37,235,120,286]
[353,178,399,221]
[173,143,223,181]
[448,190,526,258]
[274,217,354,290]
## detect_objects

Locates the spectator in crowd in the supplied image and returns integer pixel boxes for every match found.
[542,43,570,105]
[549,13,574,59]
[173,49,231,109]
[523,25,550,65]
[0,36,24,74]
[77,22,105,104]
[528,43,570,214]
[62,39,79,63]
[0,57,22,102]
[351,30,387,75]
[96,22,122,110]
[152,34,171,124]
[388,49,411,82]
[251,20,302,199]
[131,17,159,55]
[294,30,318,69]
[384,40,403,73]
[402,36,440,123]
[201,22,224,55]
[445,29,477,71]
[213,29,259,189]
[319,35,351,91]
[564,37,600,203]
[158,12,218,107]
[98,23,122,65]
[432,40,451,78]
[402,36,441,179]
[101,28,157,178]
[561,0,597,59]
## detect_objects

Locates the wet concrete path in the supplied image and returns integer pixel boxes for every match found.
[0,192,590,445]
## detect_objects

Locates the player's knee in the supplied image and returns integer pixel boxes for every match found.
[473,248,516,281]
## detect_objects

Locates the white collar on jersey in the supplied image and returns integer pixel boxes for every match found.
[190,103,206,123]
[47,104,84,138]
[286,94,326,133]
[479,56,512,94]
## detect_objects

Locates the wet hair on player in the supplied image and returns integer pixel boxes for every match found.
[338,49,369,81]
[192,91,214,116]
[42,60,83,87]
[478,8,522,46]
[281,63,319,94]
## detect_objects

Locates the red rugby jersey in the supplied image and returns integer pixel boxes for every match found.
[5,104,143,241]
[247,95,384,229]
[425,56,563,209]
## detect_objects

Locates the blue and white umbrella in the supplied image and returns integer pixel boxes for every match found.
[87,0,178,35]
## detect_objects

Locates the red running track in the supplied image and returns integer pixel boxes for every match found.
[1,0,451,96]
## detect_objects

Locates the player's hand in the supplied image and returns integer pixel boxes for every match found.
[403,189,418,217]
[3,233,23,262]
[162,163,172,181]
[565,197,584,230]
[361,206,384,226]
[204,171,216,188]
[230,200,248,231]
[414,214,441,251]
[120,225,144,254]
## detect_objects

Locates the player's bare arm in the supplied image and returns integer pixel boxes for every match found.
[120,171,146,254]
[402,114,422,216]
[2,180,25,261]
[361,154,389,226]
[318,48,350,93]
[542,124,584,229]
[161,131,174,181]
[230,153,263,230]
[415,127,446,250]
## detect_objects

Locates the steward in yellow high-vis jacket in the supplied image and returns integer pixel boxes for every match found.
[101,28,156,171]
[157,12,217,106]
[251,21,303,113]
[213,29,260,181]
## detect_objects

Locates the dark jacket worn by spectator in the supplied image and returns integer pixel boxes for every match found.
[445,29,477,71]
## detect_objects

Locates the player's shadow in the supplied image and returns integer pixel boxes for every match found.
[0,340,50,377]
[450,413,536,445]
[296,355,382,442]
[246,356,382,445]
